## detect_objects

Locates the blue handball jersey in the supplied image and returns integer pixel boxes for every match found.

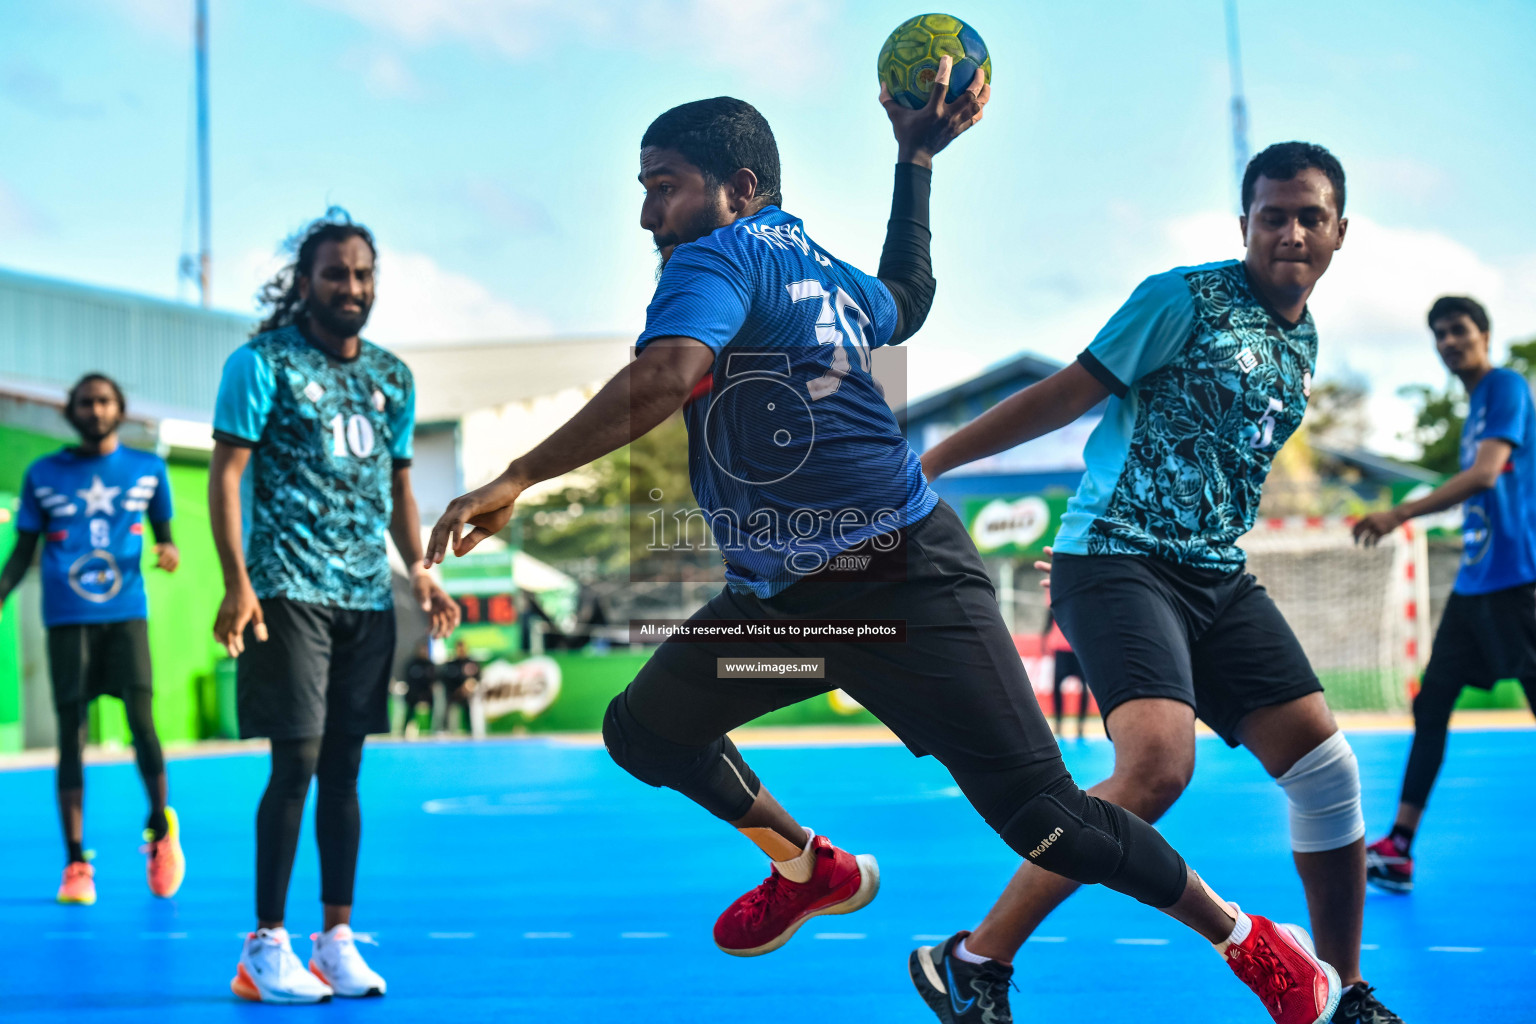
[213,325,415,611]
[1056,260,1317,570]
[16,446,173,627]
[1455,367,1536,594]
[636,206,936,597]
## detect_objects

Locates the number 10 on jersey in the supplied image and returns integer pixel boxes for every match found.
[328,413,376,458]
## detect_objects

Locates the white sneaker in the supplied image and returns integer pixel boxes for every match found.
[309,923,387,997]
[232,927,334,1003]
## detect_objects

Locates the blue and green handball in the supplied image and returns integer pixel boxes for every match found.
[878,13,991,110]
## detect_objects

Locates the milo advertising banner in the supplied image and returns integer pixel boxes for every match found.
[964,494,1071,557]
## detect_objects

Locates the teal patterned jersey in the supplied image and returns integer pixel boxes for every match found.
[1056,260,1317,570]
[213,325,415,610]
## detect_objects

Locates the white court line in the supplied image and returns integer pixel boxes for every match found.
[1114,938,1170,946]
[524,932,573,939]
[1361,943,1380,951]
[429,933,476,939]
[140,932,188,939]
[1427,946,1483,953]
[814,933,866,940]
[912,934,950,941]
[1028,936,1068,943]
[620,932,669,939]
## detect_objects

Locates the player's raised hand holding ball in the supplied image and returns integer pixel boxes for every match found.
[878,14,991,164]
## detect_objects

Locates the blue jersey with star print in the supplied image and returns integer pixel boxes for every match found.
[1056,259,1317,570]
[636,205,934,597]
[213,325,415,610]
[16,446,173,627]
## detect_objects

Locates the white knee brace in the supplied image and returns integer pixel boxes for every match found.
[1275,731,1364,853]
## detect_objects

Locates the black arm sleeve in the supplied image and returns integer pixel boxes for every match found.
[876,162,935,345]
[150,520,174,545]
[0,530,39,605]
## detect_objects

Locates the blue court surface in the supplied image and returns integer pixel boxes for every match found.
[0,728,1531,1022]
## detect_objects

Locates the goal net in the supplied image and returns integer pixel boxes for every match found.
[1240,518,1428,712]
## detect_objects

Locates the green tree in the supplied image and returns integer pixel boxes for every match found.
[513,412,694,576]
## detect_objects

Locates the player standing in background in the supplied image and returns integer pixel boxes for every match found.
[210,210,459,1004]
[922,143,1402,1024]
[0,374,185,906]
[1355,295,1536,893]
[429,64,1342,1024]
[1041,602,1088,740]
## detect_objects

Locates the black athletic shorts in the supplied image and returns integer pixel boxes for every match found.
[1422,584,1536,691]
[625,501,1060,772]
[237,597,395,740]
[1051,553,1321,746]
[48,619,152,707]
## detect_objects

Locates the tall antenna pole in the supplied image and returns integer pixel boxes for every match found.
[1224,0,1250,210]
[195,0,211,307]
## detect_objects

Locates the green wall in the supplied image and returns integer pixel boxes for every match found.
[0,493,22,752]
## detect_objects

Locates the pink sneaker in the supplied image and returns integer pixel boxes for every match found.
[56,861,96,905]
[142,806,186,898]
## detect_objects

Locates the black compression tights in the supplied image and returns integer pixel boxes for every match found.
[56,694,167,861]
[255,734,365,925]
[1401,673,1536,808]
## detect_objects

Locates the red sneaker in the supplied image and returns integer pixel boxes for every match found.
[713,835,879,957]
[1224,913,1341,1024]
[1365,835,1413,893]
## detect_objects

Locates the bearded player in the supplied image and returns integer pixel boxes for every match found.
[211,211,458,1003]
[0,374,185,906]
[429,65,1342,1024]
[921,143,1401,1024]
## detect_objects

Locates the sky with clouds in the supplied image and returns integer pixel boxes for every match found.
[4,0,1534,455]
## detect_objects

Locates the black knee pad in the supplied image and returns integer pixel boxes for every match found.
[1000,788,1123,883]
[996,779,1187,909]
[603,693,760,821]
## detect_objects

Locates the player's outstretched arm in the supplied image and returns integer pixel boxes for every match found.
[876,55,988,344]
[1353,436,1512,545]
[922,362,1109,480]
[0,529,39,623]
[880,53,988,168]
[424,338,715,565]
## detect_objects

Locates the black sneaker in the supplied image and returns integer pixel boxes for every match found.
[1332,983,1405,1024]
[909,931,1014,1024]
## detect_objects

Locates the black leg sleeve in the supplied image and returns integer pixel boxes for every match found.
[123,687,166,788]
[1400,666,1463,809]
[256,737,322,924]
[315,732,365,909]
[56,701,87,791]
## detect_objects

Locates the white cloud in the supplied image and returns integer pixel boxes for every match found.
[0,180,47,235]
[93,0,193,41]
[341,48,423,99]
[214,244,550,345]
[308,0,838,85]
[366,248,552,345]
